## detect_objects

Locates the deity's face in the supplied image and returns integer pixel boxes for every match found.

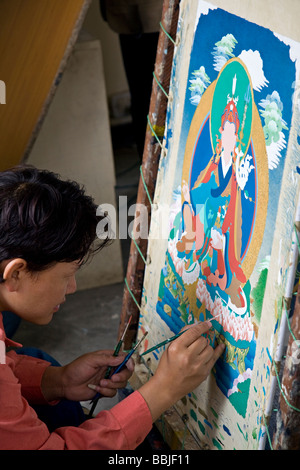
[221,120,237,153]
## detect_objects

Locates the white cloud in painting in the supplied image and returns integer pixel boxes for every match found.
[212,33,238,71]
[189,66,211,105]
[264,131,287,170]
[258,255,270,272]
[227,368,252,397]
[259,91,288,169]
[238,49,269,91]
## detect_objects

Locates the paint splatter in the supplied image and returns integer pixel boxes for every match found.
[210,406,218,418]
[212,420,219,429]
[197,407,208,420]
[266,347,272,363]
[212,438,223,450]
[190,409,197,422]
[223,424,231,436]
[189,397,197,408]
[237,423,248,441]
[152,351,159,360]
[198,420,205,435]
[204,419,213,430]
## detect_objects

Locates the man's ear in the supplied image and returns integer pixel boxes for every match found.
[2,259,28,292]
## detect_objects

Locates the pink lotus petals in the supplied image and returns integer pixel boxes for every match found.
[196,279,253,343]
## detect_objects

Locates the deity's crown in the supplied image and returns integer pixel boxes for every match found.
[222,74,240,133]
[227,74,239,106]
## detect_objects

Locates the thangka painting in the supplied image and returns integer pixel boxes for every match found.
[137,1,300,450]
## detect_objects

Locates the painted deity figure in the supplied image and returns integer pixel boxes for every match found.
[176,81,251,311]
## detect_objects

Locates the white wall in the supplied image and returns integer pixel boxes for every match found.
[27,40,123,290]
[81,0,129,97]
[210,0,300,42]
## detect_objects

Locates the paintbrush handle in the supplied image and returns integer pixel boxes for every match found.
[140,321,209,356]
[104,340,123,378]
[90,339,123,406]
[110,331,148,376]
[110,349,135,377]
[141,331,184,356]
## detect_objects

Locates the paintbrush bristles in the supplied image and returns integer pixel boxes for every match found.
[211,313,223,321]
[134,331,148,350]
[120,315,132,341]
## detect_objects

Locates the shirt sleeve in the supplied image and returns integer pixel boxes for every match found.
[48,391,153,450]
[7,350,52,404]
[0,358,153,450]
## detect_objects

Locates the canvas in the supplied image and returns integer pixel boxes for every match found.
[136,0,300,450]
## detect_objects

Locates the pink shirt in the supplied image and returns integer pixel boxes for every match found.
[0,314,153,450]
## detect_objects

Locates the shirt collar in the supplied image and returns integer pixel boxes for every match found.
[0,312,23,348]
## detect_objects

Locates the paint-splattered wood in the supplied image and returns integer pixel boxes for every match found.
[272,284,300,450]
[119,0,180,349]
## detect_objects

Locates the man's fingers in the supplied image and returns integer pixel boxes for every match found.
[125,357,135,372]
[178,321,212,347]
[96,386,117,398]
[92,351,128,369]
[100,377,128,389]
[188,334,210,356]
[205,342,225,367]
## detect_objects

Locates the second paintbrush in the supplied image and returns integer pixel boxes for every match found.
[88,315,132,416]
[140,318,220,357]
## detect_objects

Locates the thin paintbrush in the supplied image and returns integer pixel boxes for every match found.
[109,331,148,377]
[88,315,132,417]
[88,331,148,408]
[141,315,222,357]
[104,315,132,379]
[140,330,185,356]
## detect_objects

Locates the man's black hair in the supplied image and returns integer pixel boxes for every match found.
[0,165,110,281]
